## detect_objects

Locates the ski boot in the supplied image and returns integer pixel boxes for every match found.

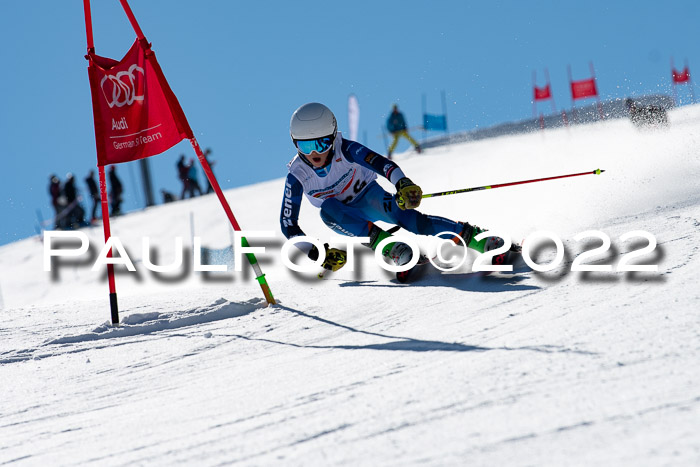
[385,242,414,267]
[366,224,414,267]
[454,222,510,265]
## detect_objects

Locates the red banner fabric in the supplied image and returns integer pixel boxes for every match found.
[570,78,598,100]
[672,67,690,83]
[534,84,552,101]
[87,39,193,166]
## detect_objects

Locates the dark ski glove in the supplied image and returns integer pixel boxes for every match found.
[395,177,423,210]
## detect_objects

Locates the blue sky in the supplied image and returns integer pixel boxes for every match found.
[1,0,698,246]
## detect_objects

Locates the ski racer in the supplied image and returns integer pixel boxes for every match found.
[386,104,421,158]
[280,102,504,274]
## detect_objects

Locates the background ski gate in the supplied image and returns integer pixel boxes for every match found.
[568,62,604,122]
[532,68,568,129]
[532,68,556,118]
[671,57,696,106]
[422,91,448,141]
[83,0,275,325]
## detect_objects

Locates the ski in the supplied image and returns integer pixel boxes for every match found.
[492,242,522,267]
[397,241,523,284]
[396,255,432,283]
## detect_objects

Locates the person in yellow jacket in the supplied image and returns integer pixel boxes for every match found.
[386,104,421,159]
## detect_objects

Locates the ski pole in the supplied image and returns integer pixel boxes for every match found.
[421,168,605,199]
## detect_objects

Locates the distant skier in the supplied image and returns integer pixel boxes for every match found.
[177,155,190,199]
[48,174,61,221]
[203,148,215,194]
[280,102,506,275]
[386,104,421,159]
[187,158,203,197]
[62,173,86,229]
[625,98,668,129]
[85,170,100,222]
[108,166,123,216]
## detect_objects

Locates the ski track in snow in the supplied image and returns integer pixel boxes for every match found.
[1,107,700,465]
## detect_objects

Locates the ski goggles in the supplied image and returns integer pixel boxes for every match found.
[294,136,334,155]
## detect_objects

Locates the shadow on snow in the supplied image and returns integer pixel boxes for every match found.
[338,266,539,293]
[227,305,596,356]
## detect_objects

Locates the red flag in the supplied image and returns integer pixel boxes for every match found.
[570,78,598,100]
[87,39,193,166]
[672,67,690,83]
[534,84,552,101]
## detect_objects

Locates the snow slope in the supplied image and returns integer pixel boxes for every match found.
[1,106,699,466]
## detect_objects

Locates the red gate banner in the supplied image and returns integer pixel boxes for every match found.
[570,78,598,100]
[534,84,552,101]
[87,38,193,166]
[672,67,690,83]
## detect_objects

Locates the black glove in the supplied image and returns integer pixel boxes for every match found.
[395,177,423,210]
[308,243,348,271]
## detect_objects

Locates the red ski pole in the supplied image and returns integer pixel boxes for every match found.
[421,169,605,200]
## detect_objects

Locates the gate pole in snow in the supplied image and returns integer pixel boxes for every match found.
[85,0,120,325]
[567,64,576,123]
[120,0,275,305]
[545,68,557,114]
[532,70,537,118]
[590,62,604,120]
[689,59,697,104]
[441,90,448,136]
[189,138,276,305]
[99,166,120,325]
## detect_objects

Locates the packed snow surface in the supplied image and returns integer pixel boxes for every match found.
[1,106,699,465]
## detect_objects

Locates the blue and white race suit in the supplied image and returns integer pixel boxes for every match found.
[280,133,461,254]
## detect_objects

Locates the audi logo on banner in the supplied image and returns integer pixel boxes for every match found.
[100,64,145,108]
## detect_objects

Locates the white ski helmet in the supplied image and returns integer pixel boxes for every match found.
[289,103,337,141]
